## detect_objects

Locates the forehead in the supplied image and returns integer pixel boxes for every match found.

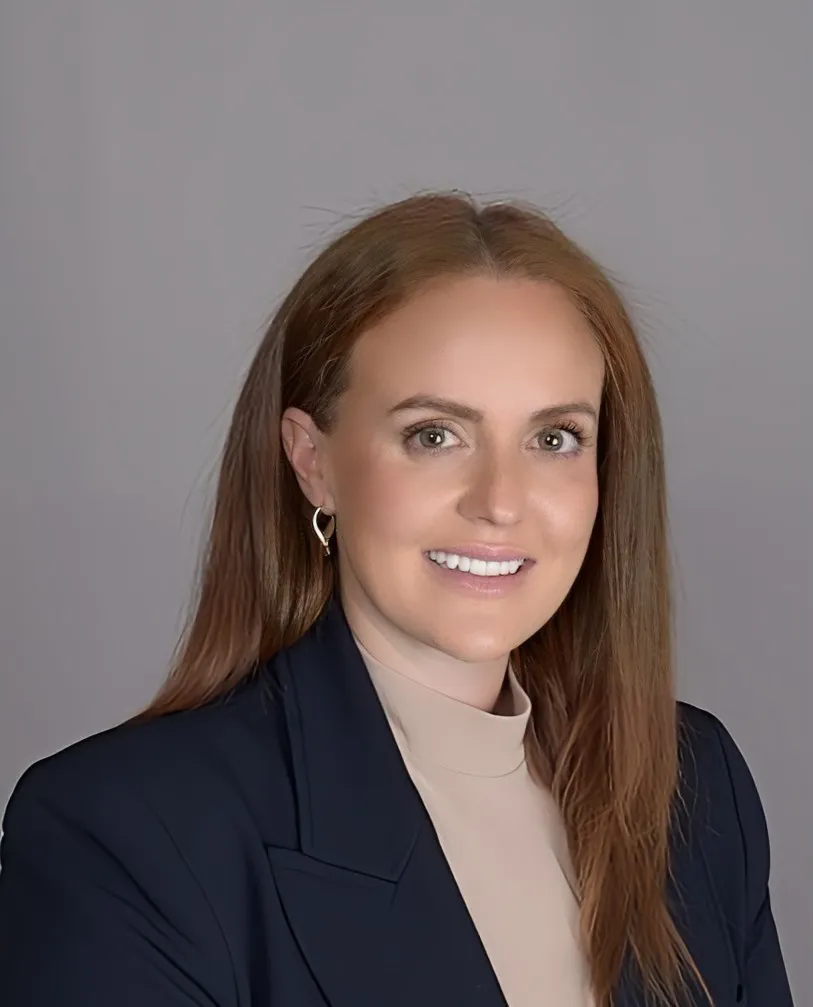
[347,275,605,410]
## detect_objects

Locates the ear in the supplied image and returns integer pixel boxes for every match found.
[280,407,336,513]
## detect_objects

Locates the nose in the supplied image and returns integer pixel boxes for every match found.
[457,447,526,527]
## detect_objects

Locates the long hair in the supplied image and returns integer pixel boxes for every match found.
[135,192,707,1006]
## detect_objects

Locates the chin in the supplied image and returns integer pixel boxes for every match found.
[425,625,522,665]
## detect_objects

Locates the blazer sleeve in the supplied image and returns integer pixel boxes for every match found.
[0,757,236,1007]
[709,715,795,1005]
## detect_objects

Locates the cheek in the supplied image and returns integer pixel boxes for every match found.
[539,467,599,549]
[335,450,425,548]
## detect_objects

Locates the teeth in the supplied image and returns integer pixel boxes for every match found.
[428,551,525,576]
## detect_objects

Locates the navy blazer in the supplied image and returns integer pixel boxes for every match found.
[0,599,793,1006]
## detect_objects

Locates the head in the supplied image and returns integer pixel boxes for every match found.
[140,193,705,1005]
[282,272,604,685]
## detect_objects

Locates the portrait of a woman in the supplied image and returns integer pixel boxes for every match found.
[0,193,793,1005]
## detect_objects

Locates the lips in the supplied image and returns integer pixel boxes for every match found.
[423,550,533,595]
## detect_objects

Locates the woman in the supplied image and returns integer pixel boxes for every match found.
[0,193,793,1006]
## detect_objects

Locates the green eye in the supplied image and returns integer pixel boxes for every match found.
[403,422,459,454]
[418,429,444,448]
[539,425,585,454]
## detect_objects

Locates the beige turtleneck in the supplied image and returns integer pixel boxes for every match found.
[355,636,594,1007]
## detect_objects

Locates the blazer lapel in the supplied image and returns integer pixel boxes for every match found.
[265,597,507,1007]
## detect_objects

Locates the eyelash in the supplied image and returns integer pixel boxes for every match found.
[401,419,589,457]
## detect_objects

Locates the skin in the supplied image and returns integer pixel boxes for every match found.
[282,274,605,712]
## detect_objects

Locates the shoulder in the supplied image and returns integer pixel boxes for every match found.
[2,666,295,869]
[677,701,769,850]
[675,701,771,921]
[0,670,293,1003]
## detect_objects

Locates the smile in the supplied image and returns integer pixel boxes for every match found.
[427,550,526,577]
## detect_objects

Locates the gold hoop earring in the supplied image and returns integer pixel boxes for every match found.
[311,506,336,556]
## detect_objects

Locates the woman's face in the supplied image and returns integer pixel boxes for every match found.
[284,274,605,668]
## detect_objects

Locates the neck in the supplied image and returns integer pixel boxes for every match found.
[340,584,510,712]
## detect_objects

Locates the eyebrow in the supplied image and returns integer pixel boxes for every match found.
[387,394,599,425]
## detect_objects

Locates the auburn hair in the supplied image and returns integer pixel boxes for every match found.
[135,192,709,1006]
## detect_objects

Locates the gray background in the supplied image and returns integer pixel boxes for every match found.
[1,1,810,996]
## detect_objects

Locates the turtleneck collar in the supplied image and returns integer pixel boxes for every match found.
[353,635,532,778]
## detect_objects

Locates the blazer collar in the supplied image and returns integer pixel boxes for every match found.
[274,595,426,879]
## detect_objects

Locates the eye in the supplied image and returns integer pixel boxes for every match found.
[538,424,586,455]
[403,422,460,454]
